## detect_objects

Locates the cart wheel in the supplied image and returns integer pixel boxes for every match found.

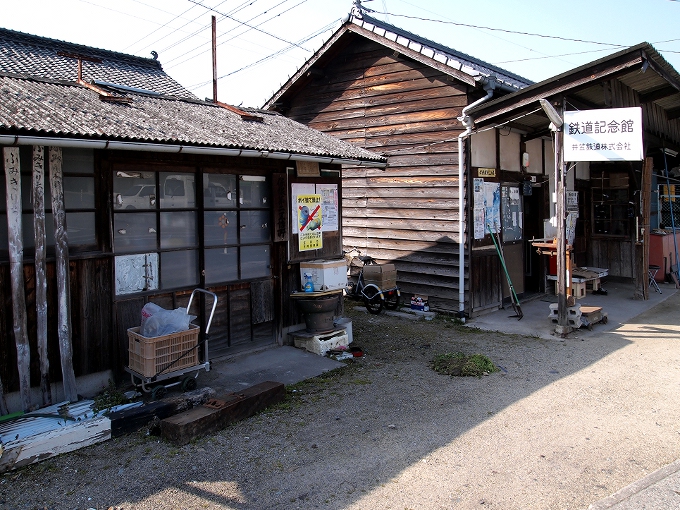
[151,385,166,400]
[602,316,608,324]
[182,376,197,392]
[363,287,383,315]
[384,289,400,310]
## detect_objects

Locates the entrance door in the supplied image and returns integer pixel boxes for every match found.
[523,182,545,293]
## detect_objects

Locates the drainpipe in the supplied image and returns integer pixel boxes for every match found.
[456,78,496,322]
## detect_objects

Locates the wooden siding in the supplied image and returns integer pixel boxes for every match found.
[1,258,113,394]
[285,39,469,311]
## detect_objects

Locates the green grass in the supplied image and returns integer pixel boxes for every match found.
[431,352,499,378]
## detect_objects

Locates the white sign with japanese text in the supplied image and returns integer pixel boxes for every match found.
[564,107,643,162]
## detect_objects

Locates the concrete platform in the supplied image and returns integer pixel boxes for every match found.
[200,345,344,394]
[464,280,678,340]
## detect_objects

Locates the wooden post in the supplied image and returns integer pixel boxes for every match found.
[640,157,653,299]
[33,146,52,405]
[49,147,78,403]
[4,147,33,412]
[212,15,217,103]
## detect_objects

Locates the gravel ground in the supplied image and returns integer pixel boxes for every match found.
[2,293,680,510]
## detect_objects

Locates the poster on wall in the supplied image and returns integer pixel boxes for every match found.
[473,178,486,239]
[316,183,339,231]
[484,181,501,233]
[291,182,315,233]
[297,194,323,251]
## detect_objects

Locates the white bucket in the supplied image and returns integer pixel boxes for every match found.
[333,317,353,345]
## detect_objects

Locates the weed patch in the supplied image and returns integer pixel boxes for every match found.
[431,352,498,378]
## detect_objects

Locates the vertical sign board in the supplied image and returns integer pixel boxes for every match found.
[564,107,643,162]
[297,194,322,251]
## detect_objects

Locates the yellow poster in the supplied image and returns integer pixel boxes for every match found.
[298,194,323,251]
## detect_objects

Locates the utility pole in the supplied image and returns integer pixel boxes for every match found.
[540,98,571,335]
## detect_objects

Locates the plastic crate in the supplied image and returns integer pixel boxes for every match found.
[128,324,199,377]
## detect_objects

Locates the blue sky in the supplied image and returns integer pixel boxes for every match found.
[2,0,679,107]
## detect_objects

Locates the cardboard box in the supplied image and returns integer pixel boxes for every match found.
[362,264,397,289]
[300,259,347,291]
[410,294,429,311]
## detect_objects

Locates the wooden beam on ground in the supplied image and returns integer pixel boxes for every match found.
[160,381,285,445]
[4,147,32,412]
[32,146,52,406]
[108,401,177,438]
[48,147,78,403]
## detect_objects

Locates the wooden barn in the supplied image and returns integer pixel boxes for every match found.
[264,11,533,315]
[265,9,680,319]
[0,28,385,413]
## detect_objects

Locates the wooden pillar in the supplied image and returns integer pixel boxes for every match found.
[4,147,32,412]
[49,147,78,402]
[637,157,653,300]
[32,146,52,405]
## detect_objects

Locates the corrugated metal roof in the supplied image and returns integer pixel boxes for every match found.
[0,75,385,161]
[0,28,385,163]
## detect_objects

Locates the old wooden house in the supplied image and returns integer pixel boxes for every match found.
[0,28,385,412]
[264,11,533,315]
[464,42,680,304]
[266,10,680,317]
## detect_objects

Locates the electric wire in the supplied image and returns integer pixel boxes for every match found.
[188,18,339,89]
[122,3,200,52]
[166,0,307,69]
[157,1,250,55]
[367,10,626,48]
[187,0,309,51]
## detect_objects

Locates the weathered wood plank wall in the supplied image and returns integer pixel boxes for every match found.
[286,38,468,311]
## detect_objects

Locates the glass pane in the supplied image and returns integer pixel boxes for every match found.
[22,212,55,249]
[62,148,94,174]
[240,210,271,244]
[66,212,96,246]
[161,250,198,289]
[239,177,269,208]
[115,253,158,295]
[204,174,236,209]
[204,247,238,284]
[0,214,6,250]
[160,172,195,209]
[160,211,197,249]
[114,212,157,253]
[113,171,156,210]
[240,244,271,279]
[64,176,95,209]
[204,211,237,246]
[20,171,52,212]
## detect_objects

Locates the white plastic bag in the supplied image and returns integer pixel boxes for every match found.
[140,304,196,338]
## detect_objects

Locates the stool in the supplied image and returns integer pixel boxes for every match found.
[648,265,662,294]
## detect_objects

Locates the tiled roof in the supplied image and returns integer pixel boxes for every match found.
[0,27,195,99]
[0,28,384,163]
[353,14,533,91]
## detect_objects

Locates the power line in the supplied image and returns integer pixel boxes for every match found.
[122,3,200,52]
[167,0,306,69]
[156,1,246,55]
[188,0,309,51]
[188,18,339,89]
[494,48,615,65]
[367,10,625,48]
